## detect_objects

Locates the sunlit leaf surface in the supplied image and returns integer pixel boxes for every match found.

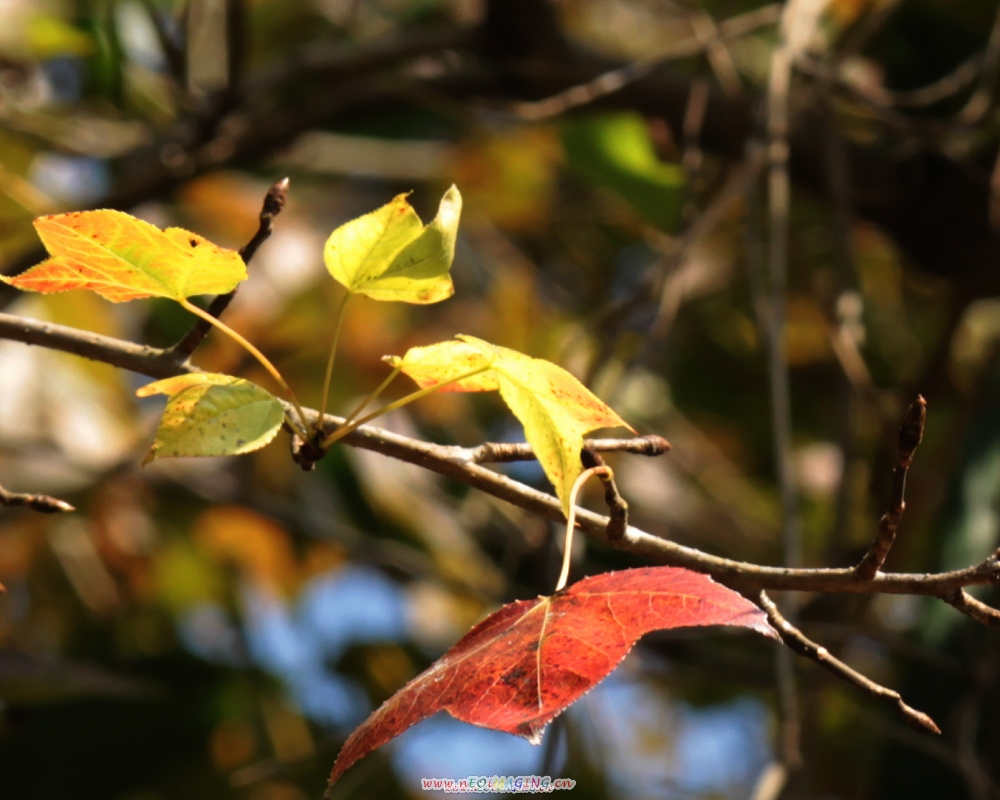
[324,185,461,304]
[137,374,284,464]
[387,335,631,511]
[3,210,246,302]
[328,567,776,786]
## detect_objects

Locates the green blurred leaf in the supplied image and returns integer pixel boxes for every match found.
[562,113,684,232]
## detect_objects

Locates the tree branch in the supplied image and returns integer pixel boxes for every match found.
[758,591,941,734]
[0,482,74,514]
[168,176,289,360]
[944,589,1000,627]
[2,313,1000,603]
[581,447,628,542]
[0,313,190,378]
[855,395,927,579]
[468,434,670,463]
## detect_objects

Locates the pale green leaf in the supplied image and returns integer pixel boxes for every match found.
[136,374,284,464]
[324,186,461,304]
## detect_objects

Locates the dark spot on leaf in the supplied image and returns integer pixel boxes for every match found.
[501,667,528,685]
[189,238,198,247]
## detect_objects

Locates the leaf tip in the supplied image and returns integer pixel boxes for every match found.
[436,184,462,226]
[520,723,546,746]
[755,619,781,640]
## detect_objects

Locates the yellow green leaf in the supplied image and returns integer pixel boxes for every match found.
[136,374,284,464]
[383,338,499,392]
[387,335,632,512]
[324,185,461,304]
[2,209,247,302]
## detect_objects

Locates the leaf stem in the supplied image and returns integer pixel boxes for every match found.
[316,291,351,435]
[338,365,402,431]
[555,466,611,592]
[179,299,309,436]
[319,363,491,449]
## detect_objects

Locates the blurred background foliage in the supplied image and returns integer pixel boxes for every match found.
[1,0,1000,798]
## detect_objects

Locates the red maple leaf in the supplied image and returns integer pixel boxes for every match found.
[328,566,776,788]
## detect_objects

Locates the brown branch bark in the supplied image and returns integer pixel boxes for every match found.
[581,447,628,542]
[0,482,74,514]
[944,589,1000,627]
[2,312,1000,602]
[855,395,928,579]
[469,434,670,463]
[169,176,289,360]
[758,591,941,734]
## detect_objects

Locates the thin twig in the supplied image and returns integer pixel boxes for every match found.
[0,482,75,513]
[653,167,754,327]
[512,4,781,120]
[137,0,186,85]
[758,590,942,735]
[468,434,670,463]
[761,0,827,769]
[0,313,187,378]
[680,77,710,179]
[944,589,1000,627]
[581,448,628,542]
[990,143,1000,231]
[855,395,927,579]
[881,58,980,108]
[691,11,742,97]
[818,72,868,563]
[958,1,1000,124]
[764,0,802,579]
[169,176,289,360]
